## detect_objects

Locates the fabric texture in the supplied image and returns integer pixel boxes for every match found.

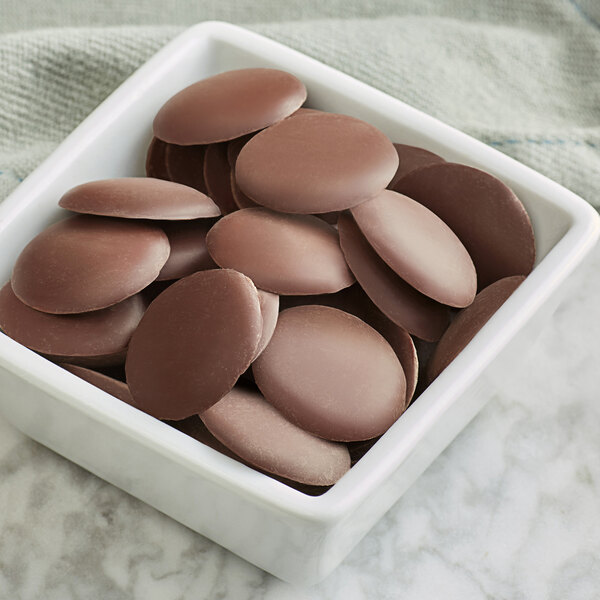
[1,1,600,208]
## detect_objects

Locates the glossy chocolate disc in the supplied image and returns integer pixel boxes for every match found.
[12,215,170,314]
[164,143,208,194]
[145,137,170,180]
[394,163,535,288]
[202,386,350,485]
[338,212,450,341]
[203,142,238,215]
[388,143,445,189]
[256,290,279,358]
[253,305,406,441]
[125,269,263,420]
[61,363,136,407]
[153,68,307,145]
[235,112,399,214]
[351,190,477,308]
[58,177,220,220]
[0,282,145,363]
[427,275,525,382]
[157,220,216,281]
[206,207,354,295]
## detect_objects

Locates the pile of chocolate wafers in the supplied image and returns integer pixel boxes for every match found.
[0,68,535,493]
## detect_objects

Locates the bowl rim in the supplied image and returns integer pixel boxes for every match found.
[0,21,598,524]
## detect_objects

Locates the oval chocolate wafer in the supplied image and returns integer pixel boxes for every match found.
[0,282,145,365]
[338,212,450,341]
[351,189,477,308]
[395,163,535,288]
[59,178,219,220]
[236,112,398,214]
[202,386,350,485]
[125,269,262,420]
[12,215,170,314]
[428,275,525,381]
[153,68,307,145]
[253,305,406,441]
[206,207,354,295]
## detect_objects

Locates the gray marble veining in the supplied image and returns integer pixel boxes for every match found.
[1,243,599,600]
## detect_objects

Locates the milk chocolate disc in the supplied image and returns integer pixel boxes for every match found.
[235,112,399,214]
[0,282,145,363]
[394,163,535,288]
[170,415,330,495]
[230,171,259,210]
[125,269,263,420]
[58,178,220,220]
[256,290,279,358]
[61,363,136,407]
[165,144,208,194]
[427,275,525,381]
[202,386,351,485]
[388,143,445,189]
[253,305,406,441]
[153,68,307,145]
[12,215,170,314]
[351,190,477,308]
[206,207,354,295]
[145,137,170,180]
[157,220,216,281]
[203,143,238,215]
[279,286,418,404]
[338,212,450,341]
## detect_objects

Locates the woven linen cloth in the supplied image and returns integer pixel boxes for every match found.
[1,0,600,208]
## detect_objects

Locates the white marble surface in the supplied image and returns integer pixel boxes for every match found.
[0,240,599,599]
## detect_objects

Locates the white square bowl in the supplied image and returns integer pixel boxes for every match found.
[0,22,598,586]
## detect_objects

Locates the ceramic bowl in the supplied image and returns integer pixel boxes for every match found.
[0,21,597,585]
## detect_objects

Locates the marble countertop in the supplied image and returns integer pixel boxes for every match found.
[1,241,599,600]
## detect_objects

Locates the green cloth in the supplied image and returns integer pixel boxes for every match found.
[1,1,600,207]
